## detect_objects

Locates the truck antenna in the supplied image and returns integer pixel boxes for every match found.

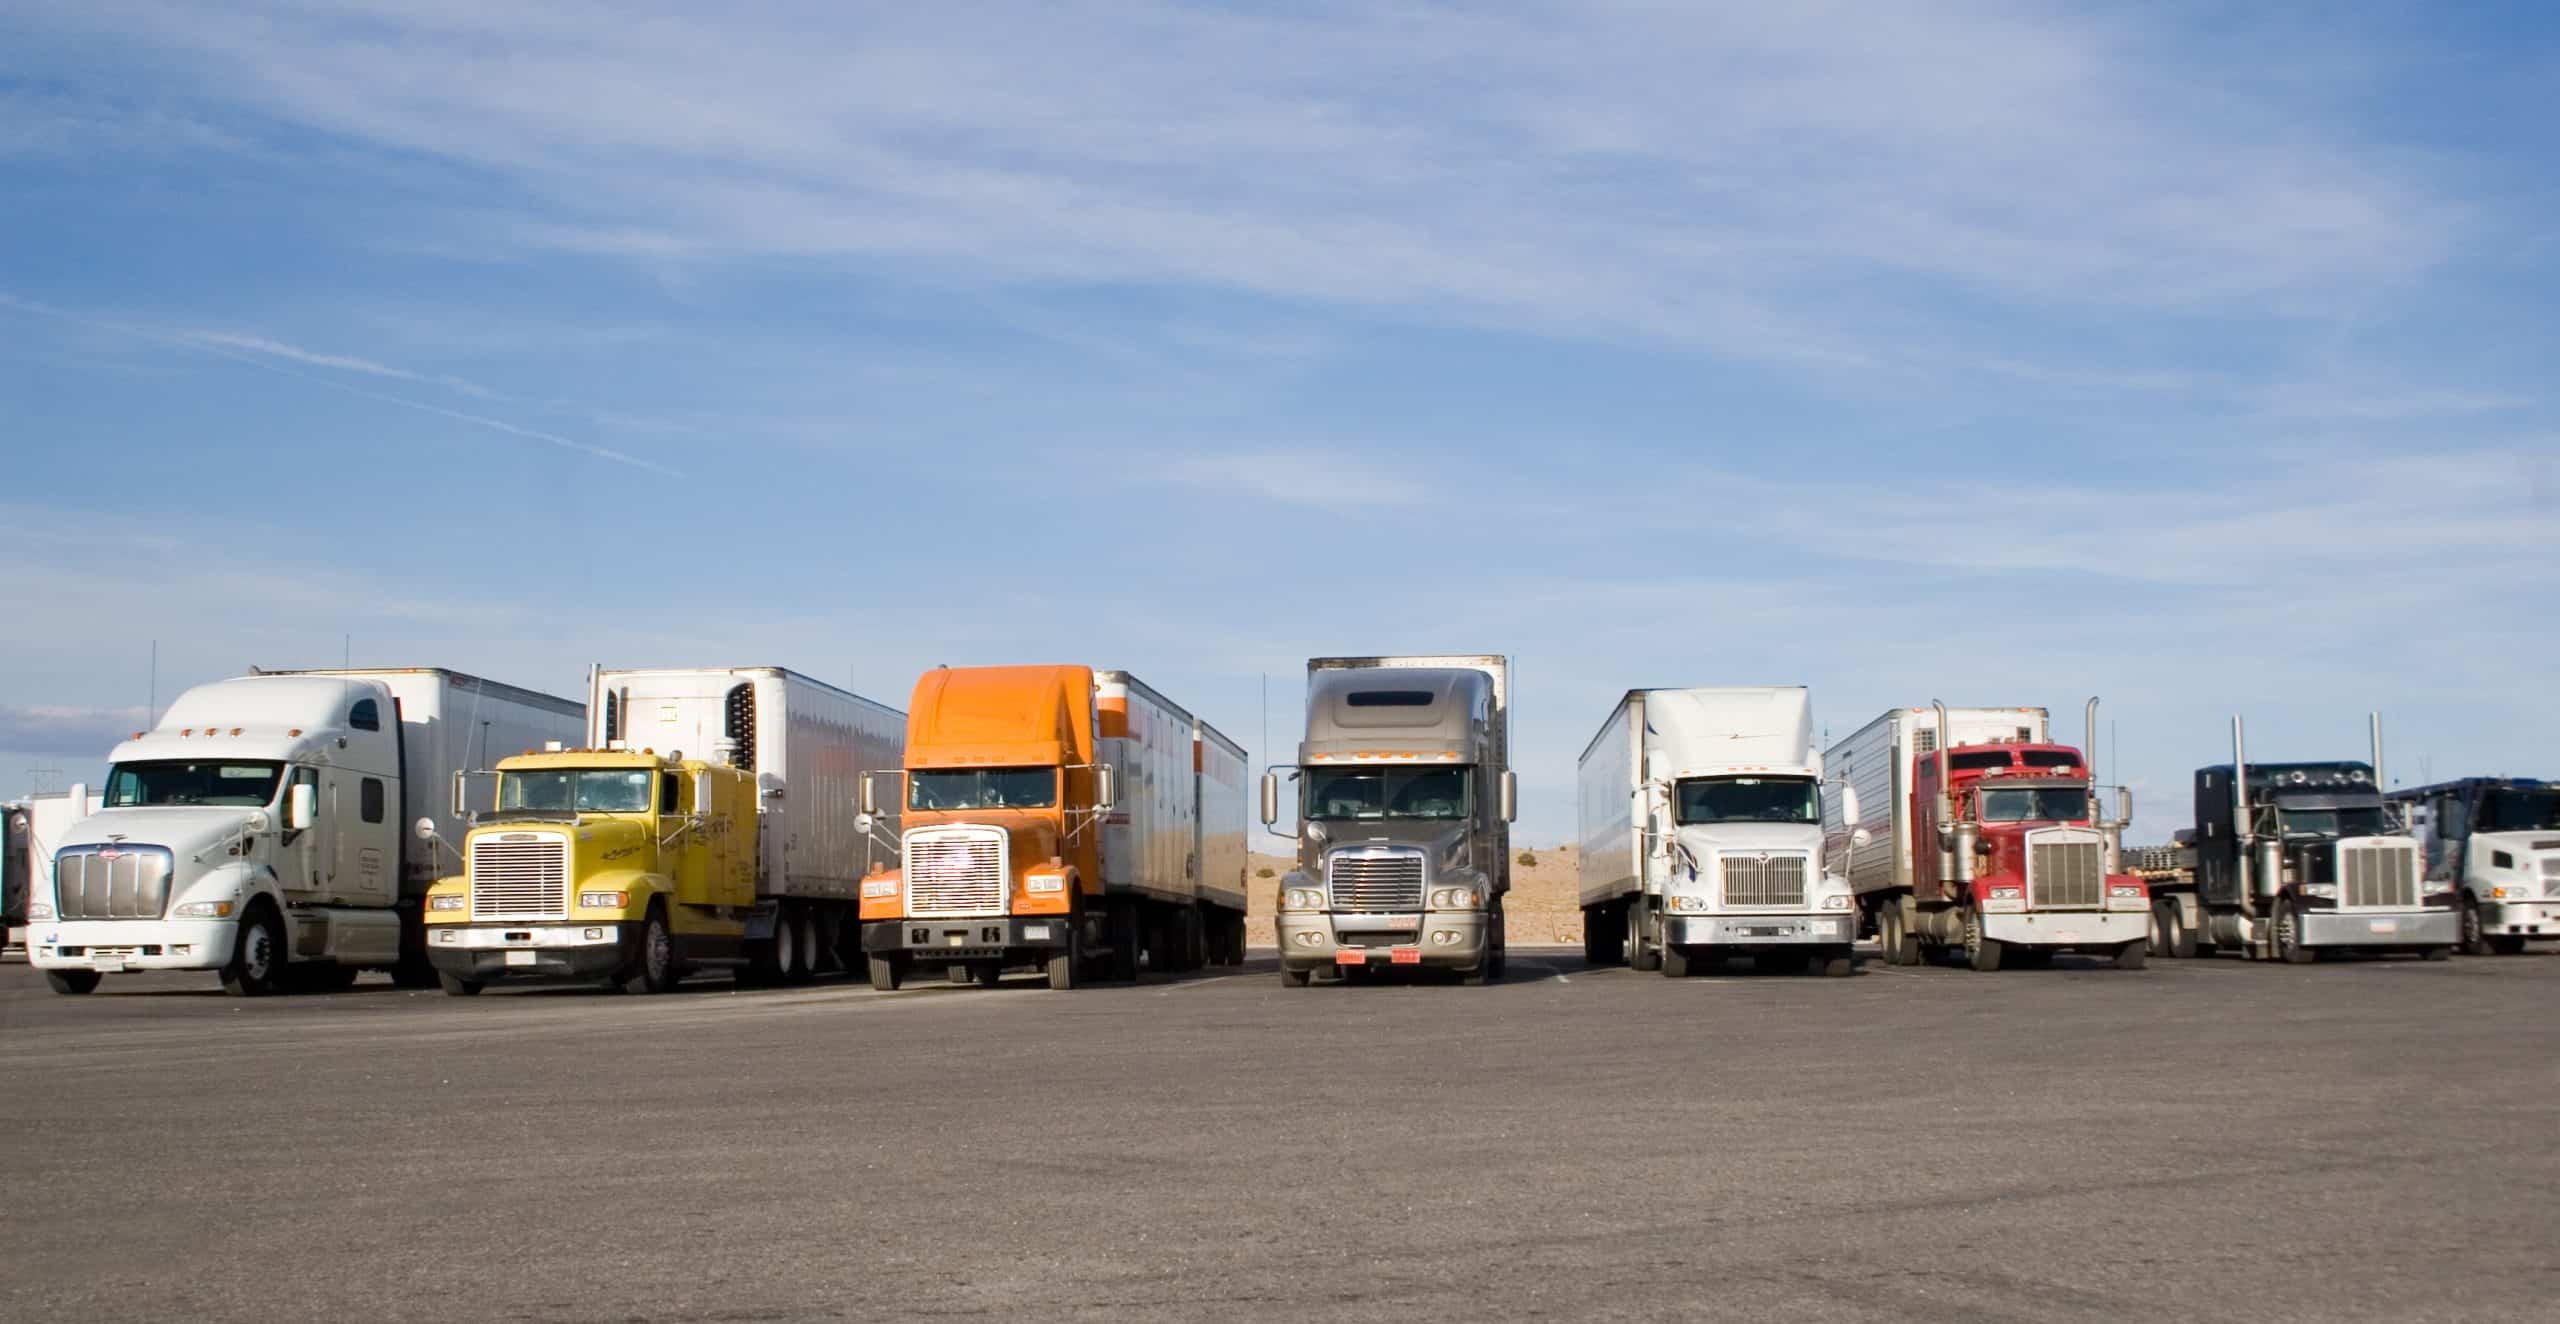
[147,639,157,729]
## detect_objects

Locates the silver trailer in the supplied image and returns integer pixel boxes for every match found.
[1260,655,1516,985]
[593,665,904,976]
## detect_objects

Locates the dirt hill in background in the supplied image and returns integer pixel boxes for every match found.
[1245,845,1586,948]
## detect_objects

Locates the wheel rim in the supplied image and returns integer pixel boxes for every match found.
[243,922,274,981]
[648,921,671,978]
[2278,908,2297,955]
[2462,902,2478,950]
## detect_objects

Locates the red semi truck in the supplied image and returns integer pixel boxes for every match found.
[1827,701,2150,970]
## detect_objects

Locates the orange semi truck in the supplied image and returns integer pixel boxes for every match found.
[857,665,1248,990]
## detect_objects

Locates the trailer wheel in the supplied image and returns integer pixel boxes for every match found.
[45,969,100,996]
[2161,901,2198,959]
[637,904,683,994]
[1227,913,1248,966]
[2274,901,2315,964]
[437,972,483,997]
[2112,939,2147,970]
[1879,904,1919,966]
[220,904,288,997]
[1628,898,1660,972]
[1962,908,2003,972]
[867,954,905,992]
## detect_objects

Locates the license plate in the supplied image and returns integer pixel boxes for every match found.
[2053,931,2083,942]
[1390,946,1421,965]
[2368,919,2398,934]
[91,957,127,973]
[505,949,538,967]
[1335,948,1368,966]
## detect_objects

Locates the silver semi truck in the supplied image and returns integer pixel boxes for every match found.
[1261,655,1517,986]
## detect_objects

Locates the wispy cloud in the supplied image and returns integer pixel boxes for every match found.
[176,329,501,399]
[1160,449,1427,511]
[0,705,152,758]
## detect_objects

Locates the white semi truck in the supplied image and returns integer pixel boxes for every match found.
[27,668,582,996]
[1577,687,1861,976]
[2393,777,2560,955]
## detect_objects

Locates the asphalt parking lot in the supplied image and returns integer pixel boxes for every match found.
[4,946,2556,1322]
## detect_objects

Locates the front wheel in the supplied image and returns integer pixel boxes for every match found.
[2112,939,2148,970]
[221,907,288,997]
[437,972,483,997]
[1628,898,1661,972]
[867,954,905,992]
[2459,897,2493,956]
[2274,901,2316,963]
[637,906,682,994]
[46,969,101,996]
[1962,908,2003,972]
[1047,917,1081,991]
[1816,950,1854,978]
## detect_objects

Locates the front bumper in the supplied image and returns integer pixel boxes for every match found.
[1980,909,2147,948]
[863,915,1070,960]
[2479,899,2560,937]
[426,921,636,982]
[28,918,237,973]
[1275,911,1488,971]
[2299,908,2458,948]
[1664,913,1852,947]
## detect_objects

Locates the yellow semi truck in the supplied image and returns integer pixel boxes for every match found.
[422,748,758,994]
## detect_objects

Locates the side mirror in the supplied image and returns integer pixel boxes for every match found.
[1260,772,1279,827]
[287,782,316,832]
[859,774,877,816]
[855,811,875,837]
[1096,764,1117,813]
[1851,827,1873,848]
[1499,770,1518,824]
[412,816,437,842]
[1841,783,1862,828]
[2116,787,2133,825]
[450,769,465,819]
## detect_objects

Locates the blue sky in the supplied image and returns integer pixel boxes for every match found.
[3,1,2554,846]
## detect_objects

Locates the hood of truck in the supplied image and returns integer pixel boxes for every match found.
[1312,820,1484,880]
[1671,822,1823,856]
[904,810,1062,870]
[56,805,259,862]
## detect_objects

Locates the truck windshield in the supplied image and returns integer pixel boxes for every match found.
[1978,787,2090,823]
[1676,776,1819,825]
[910,768,1057,811]
[1304,767,1473,820]
[2474,788,2560,832]
[104,760,284,808]
[2275,807,2387,838]
[502,769,653,813]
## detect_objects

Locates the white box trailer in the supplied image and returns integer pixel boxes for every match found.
[592,666,904,898]
[30,668,581,996]
[1097,671,1198,906]
[1823,705,2049,898]
[1578,687,1856,976]
[1194,719,1250,918]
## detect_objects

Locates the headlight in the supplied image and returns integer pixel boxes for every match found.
[1026,874,1066,894]
[1983,885,2025,913]
[27,900,53,920]
[1989,886,2023,900]
[577,890,628,909]
[2301,882,2338,899]
[172,899,235,918]
[2108,883,2144,899]
[1820,894,1850,911]
[861,878,900,899]
[1665,893,1711,914]
[1282,887,1326,910]
[1429,886,1482,909]
[428,894,467,912]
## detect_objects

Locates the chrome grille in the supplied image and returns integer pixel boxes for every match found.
[1719,854,1806,907]
[907,829,1006,918]
[53,846,174,920]
[469,835,568,919]
[1327,850,1424,911]
[2340,843,2417,908]
[2028,836,2105,910]
[2541,856,2560,879]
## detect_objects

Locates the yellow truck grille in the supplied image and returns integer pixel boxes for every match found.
[907,829,1006,918]
[470,835,568,920]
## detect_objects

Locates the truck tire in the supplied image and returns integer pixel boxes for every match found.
[2275,901,2315,964]
[637,905,683,994]
[1280,965,1311,987]
[1628,898,1660,972]
[2459,898,2493,956]
[867,954,905,991]
[46,969,100,996]
[1582,906,1621,966]
[1661,943,1691,978]
[770,907,807,984]
[2162,901,2198,959]
[1108,900,1139,982]
[1816,950,1854,978]
[220,905,288,997]
[1962,909,2003,972]
[1227,913,1248,966]
[1879,905,1920,966]
[437,972,483,997]
[1487,907,1507,980]
[1047,921,1081,991]
[2112,939,2147,970]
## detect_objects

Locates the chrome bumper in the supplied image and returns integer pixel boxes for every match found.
[1980,909,2147,947]
[1664,914,1852,946]
[2299,909,2457,947]
[27,917,238,972]
[1275,911,1488,970]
